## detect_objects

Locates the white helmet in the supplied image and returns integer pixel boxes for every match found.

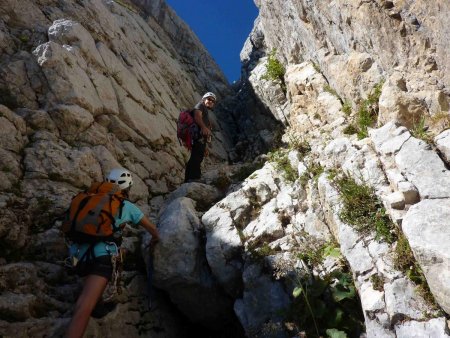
[106,168,133,190]
[202,92,217,101]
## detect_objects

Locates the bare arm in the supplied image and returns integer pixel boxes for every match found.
[194,109,211,136]
[139,216,160,244]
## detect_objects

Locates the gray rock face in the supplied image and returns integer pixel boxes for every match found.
[248,0,449,119]
[435,129,450,163]
[153,197,234,327]
[395,317,450,338]
[402,199,450,314]
[234,262,290,338]
[241,11,450,331]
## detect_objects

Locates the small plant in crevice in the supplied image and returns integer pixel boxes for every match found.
[333,173,396,244]
[410,116,433,144]
[343,124,358,135]
[299,162,324,187]
[311,61,322,74]
[355,81,384,139]
[211,171,231,191]
[296,237,341,268]
[262,48,286,93]
[267,149,298,182]
[287,133,311,159]
[323,84,340,100]
[370,274,384,292]
[342,100,352,116]
[246,187,262,220]
[247,241,276,261]
[237,228,247,244]
[393,233,440,311]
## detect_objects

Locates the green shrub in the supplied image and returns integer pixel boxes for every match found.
[343,124,358,135]
[289,269,364,337]
[333,174,396,243]
[280,234,364,337]
[262,48,286,93]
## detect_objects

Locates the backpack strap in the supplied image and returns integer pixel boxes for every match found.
[70,195,92,232]
[78,242,97,263]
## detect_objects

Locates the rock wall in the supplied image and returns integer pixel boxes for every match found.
[246,0,449,130]
[215,0,450,335]
[1,0,450,336]
[0,0,234,335]
[153,60,450,336]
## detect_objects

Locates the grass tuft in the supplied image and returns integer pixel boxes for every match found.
[333,174,396,243]
[355,81,384,139]
[411,116,433,144]
[267,149,298,182]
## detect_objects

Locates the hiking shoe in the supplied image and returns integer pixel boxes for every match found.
[91,301,116,318]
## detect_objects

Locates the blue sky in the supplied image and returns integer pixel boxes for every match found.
[165,0,259,83]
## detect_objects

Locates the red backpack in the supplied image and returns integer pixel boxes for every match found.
[177,110,198,151]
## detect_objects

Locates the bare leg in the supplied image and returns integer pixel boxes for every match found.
[66,275,108,338]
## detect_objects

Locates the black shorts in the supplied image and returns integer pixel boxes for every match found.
[75,255,113,280]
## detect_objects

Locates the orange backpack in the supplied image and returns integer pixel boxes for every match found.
[62,182,126,243]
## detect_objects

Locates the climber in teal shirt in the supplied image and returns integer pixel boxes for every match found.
[66,168,160,338]
[69,200,145,262]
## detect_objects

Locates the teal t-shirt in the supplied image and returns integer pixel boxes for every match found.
[69,200,144,260]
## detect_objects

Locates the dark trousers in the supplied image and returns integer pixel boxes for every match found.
[184,139,206,182]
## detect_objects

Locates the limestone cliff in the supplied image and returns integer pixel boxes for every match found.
[222,0,450,336]
[0,0,234,336]
[1,0,450,337]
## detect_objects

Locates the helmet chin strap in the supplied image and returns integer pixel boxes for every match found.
[122,188,130,197]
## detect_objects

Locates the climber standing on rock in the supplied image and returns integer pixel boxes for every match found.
[184,92,216,183]
[64,168,160,338]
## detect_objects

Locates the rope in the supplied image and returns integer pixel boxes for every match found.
[103,243,123,302]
